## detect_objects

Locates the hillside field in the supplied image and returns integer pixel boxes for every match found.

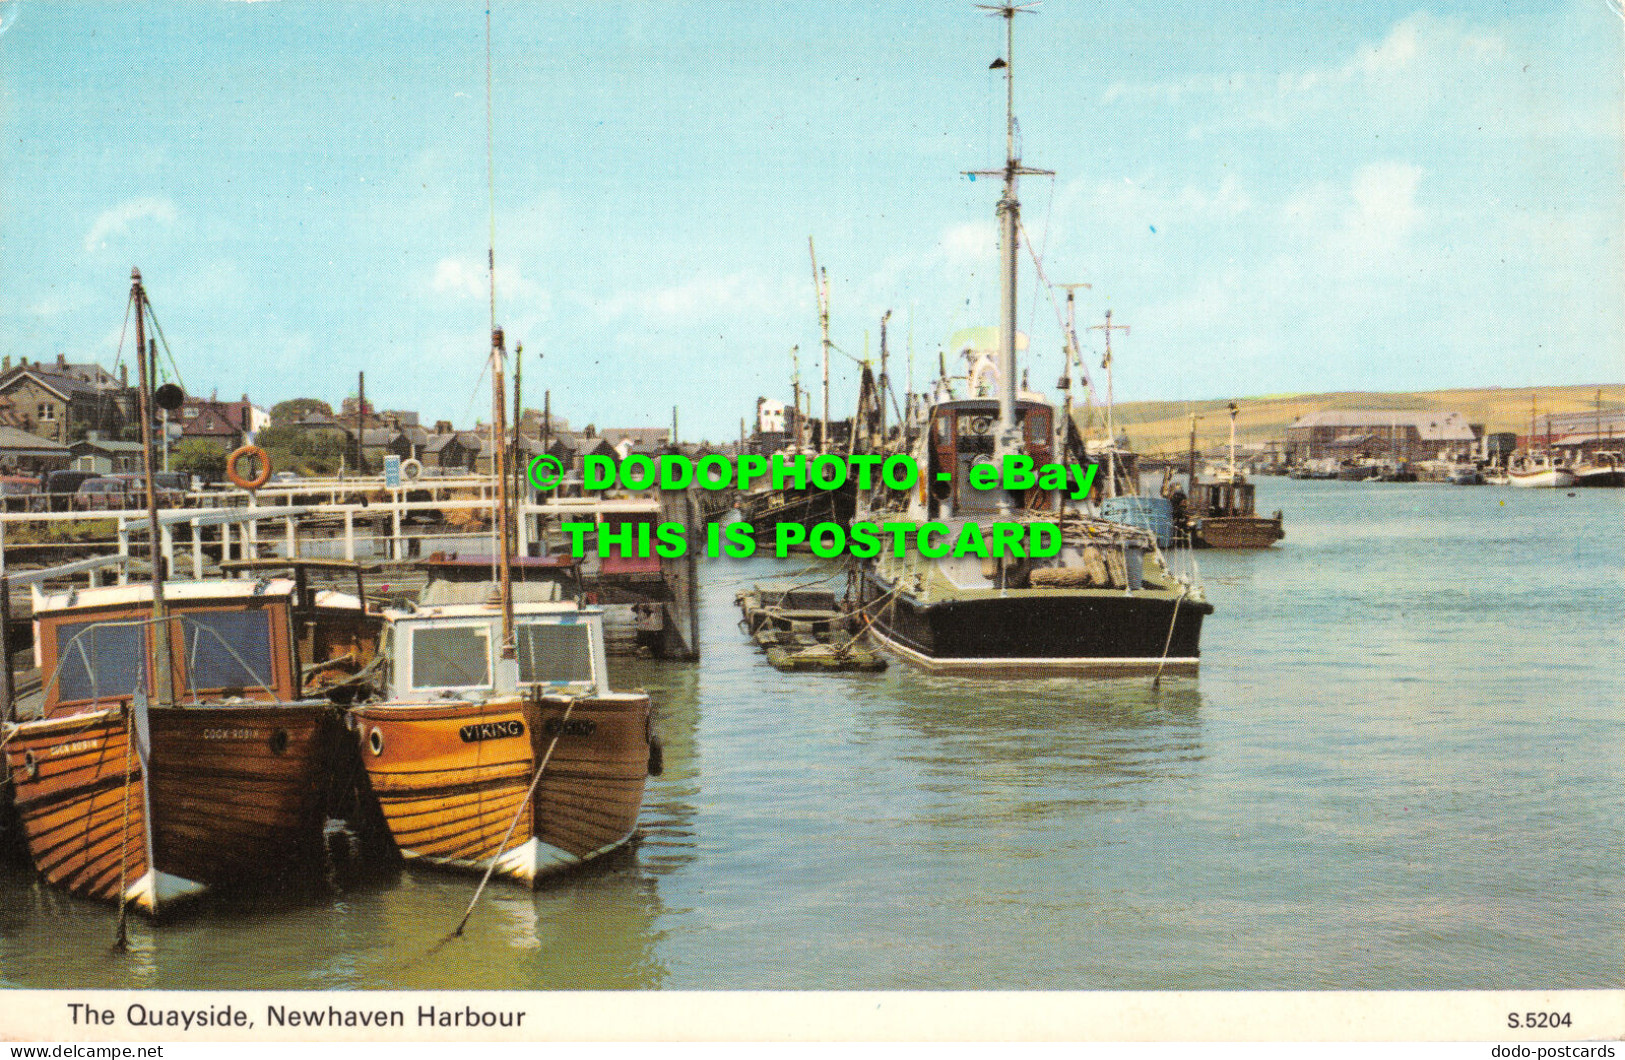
[1080,385,1625,458]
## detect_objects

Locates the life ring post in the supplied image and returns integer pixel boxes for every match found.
[227,445,273,490]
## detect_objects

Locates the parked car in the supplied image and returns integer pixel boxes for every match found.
[0,475,40,513]
[112,473,186,508]
[44,470,98,512]
[74,476,136,511]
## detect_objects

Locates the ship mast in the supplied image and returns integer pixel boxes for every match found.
[131,269,176,707]
[483,3,515,666]
[810,238,832,455]
[970,2,1050,512]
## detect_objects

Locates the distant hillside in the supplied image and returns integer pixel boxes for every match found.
[1083,385,1625,458]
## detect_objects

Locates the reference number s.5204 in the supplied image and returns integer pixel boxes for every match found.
[1508,1012,1572,1029]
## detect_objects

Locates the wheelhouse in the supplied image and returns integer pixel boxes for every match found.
[31,580,304,718]
[381,602,610,703]
[924,398,1056,518]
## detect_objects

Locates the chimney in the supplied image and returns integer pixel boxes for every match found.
[120,364,128,388]
[56,353,66,368]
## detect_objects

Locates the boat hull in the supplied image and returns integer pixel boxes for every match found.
[1190,514,1284,549]
[350,692,651,885]
[858,570,1211,677]
[1507,468,1577,488]
[736,485,856,549]
[2,704,340,915]
[1574,468,1625,488]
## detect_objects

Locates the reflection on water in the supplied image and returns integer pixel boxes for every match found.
[1,482,1620,989]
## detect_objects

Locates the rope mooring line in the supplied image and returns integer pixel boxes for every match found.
[451,697,576,938]
[1151,587,1188,692]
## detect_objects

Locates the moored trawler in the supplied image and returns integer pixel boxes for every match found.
[853,5,1211,676]
[1,579,346,915]
[858,393,1212,677]
[348,593,656,884]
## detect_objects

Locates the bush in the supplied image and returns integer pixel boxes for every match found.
[171,439,227,482]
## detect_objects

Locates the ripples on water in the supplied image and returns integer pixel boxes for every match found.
[1,481,1619,989]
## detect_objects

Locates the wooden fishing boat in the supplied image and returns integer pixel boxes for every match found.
[1180,478,1285,548]
[0,271,348,917]
[1,580,344,915]
[349,328,656,887]
[349,576,655,883]
[1173,406,1284,549]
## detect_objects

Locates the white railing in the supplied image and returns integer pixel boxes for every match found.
[0,482,663,583]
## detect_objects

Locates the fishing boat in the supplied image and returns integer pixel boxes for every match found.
[348,315,657,885]
[854,6,1211,677]
[2,580,347,914]
[347,585,657,883]
[1570,451,1623,488]
[1172,404,1284,549]
[0,271,345,917]
[1506,457,1576,488]
[1509,395,1578,488]
[736,257,861,551]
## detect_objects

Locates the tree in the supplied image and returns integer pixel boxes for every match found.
[170,439,227,482]
[270,398,334,427]
[257,425,349,475]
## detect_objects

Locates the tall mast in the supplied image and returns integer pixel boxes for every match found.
[809,238,831,455]
[491,328,515,660]
[1090,310,1129,497]
[1227,401,1239,481]
[878,309,892,443]
[1057,282,1091,458]
[970,2,1049,512]
[790,344,805,451]
[132,269,175,707]
[483,4,514,663]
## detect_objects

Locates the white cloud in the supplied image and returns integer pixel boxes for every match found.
[430,255,543,308]
[83,197,178,253]
[938,220,997,265]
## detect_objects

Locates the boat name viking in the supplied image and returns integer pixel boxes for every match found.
[457,720,526,743]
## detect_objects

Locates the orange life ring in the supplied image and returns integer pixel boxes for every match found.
[226,445,272,490]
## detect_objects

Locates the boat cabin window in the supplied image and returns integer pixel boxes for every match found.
[52,620,149,703]
[178,609,275,693]
[516,621,593,685]
[410,623,492,690]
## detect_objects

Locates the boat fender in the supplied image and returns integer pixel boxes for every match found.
[225,445,273,490]
[647,735,664,777]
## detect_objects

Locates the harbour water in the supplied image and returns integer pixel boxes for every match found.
[1,479,1619,990]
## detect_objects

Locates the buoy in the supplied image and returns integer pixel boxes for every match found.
[225,444,272,490]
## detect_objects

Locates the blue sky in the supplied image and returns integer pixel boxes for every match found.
[1,0,1619,440]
